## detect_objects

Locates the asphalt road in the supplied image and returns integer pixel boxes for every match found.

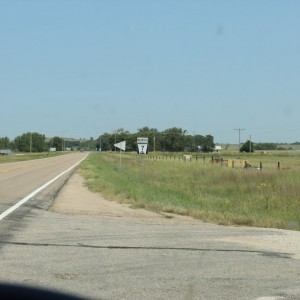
[0,152,87,217]
[1,153,300,300]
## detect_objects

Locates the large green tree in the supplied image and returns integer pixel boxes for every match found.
[49,136,64,151]
[98,133,113,151]
[200,135,215,152]
[14,132,47,152]
[240,140,255,153]
[157,128,187,152]
[183,134,215,152]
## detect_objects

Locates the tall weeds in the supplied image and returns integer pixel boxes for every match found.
[79,153,300,230]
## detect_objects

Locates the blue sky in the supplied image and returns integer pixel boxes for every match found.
[1,0,300,144]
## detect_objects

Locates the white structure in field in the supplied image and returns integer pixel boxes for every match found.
[214,145,222,153]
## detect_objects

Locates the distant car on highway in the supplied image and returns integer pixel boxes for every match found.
[0,149,12,155]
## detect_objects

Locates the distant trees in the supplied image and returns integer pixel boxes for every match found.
[0,137,10,149]
[97,127,215,152]
[240,140,255,153]
[49,136,64,151]
[2,127,216,153]
[196,134,215,152]
[11,133,97,152]
[48,137,90,151]
[240,142,284,152]
[158,127,187,152]
[254,143,278,151]
[14,132,47,152]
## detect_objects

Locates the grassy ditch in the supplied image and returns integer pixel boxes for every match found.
[79,152,300,230]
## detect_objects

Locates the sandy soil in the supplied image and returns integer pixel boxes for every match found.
[50,173,199,224]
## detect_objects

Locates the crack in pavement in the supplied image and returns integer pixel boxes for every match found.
[0,241,292,259]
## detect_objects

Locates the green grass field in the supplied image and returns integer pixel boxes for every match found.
[79,151,300,231]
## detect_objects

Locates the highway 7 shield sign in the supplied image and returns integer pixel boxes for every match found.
[137,137,148,154]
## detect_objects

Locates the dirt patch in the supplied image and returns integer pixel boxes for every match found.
[50,173,199,225]
[50,173,300,259]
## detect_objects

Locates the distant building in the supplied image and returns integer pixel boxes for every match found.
[214,145,222,153]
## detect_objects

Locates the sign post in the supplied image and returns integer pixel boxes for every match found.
[114,141,126,167]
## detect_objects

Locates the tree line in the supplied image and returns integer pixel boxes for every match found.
[240,140,293,152]
[1,129,294,153]
[97,127,215,152]
[0,133,84,152]
[0,127,215,153]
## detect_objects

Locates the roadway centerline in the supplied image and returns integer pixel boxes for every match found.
[0,165,31,173]
[0,154,88,221]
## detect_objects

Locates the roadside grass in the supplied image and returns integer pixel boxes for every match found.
[0,151,71,164]
[79,152,300,230]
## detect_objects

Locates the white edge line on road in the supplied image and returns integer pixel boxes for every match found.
[0,153,89,221]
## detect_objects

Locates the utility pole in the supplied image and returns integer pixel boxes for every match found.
[234,128,245,155]
[193,131,195,152]
[249,134,252,153]
[30,133,32,153]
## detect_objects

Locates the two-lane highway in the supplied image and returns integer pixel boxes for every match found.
[0,152,88,220]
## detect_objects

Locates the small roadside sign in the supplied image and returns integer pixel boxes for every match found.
[114,141,126,151]
[137,137,148,154]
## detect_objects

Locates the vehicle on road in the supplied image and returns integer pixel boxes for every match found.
[0,149,12,155]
